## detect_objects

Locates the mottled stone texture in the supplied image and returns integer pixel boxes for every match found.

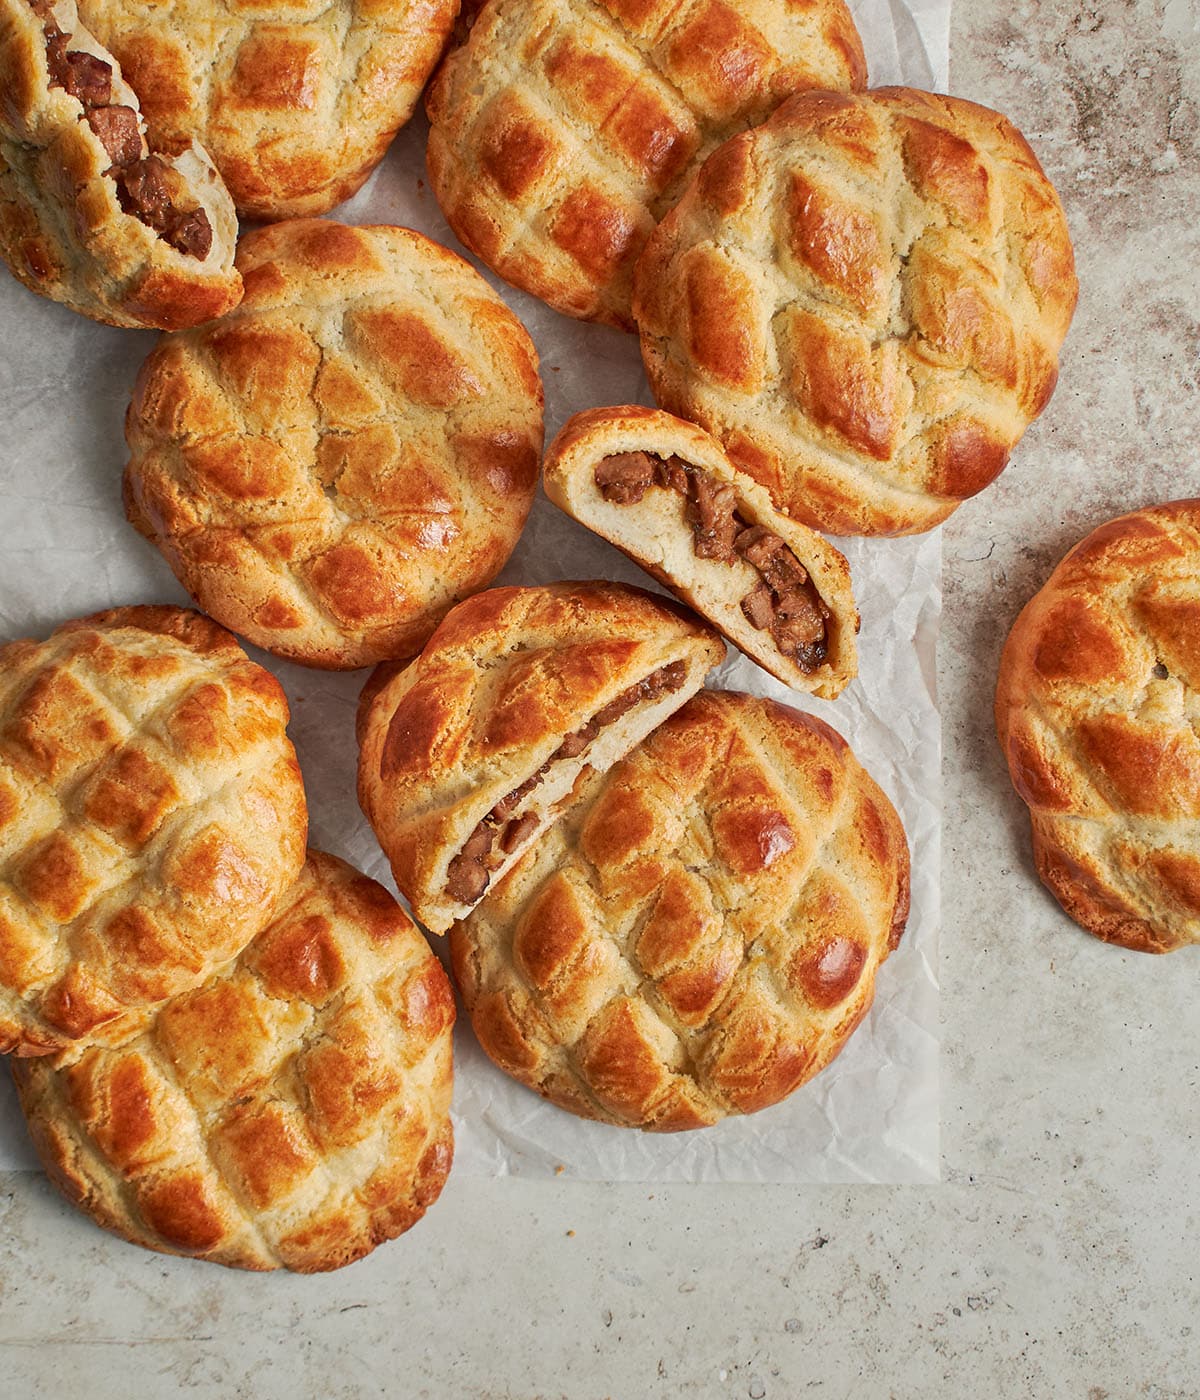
[1,1,1199,1396]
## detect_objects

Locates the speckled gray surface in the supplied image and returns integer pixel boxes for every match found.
[2,0,1199,1395]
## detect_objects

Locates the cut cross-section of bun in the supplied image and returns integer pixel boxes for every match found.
[0,0,240,329]
[357,581,726,934]
[544,406,858,699]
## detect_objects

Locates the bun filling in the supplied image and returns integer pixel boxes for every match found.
[29,0,213,258]
[594,452,831,671]
[444,660,687,906]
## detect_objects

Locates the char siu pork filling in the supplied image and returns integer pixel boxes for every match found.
[444,660,688,906]
[29,0,213,258]
[594,452,832,673]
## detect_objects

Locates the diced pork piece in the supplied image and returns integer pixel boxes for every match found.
[595,452,657,504]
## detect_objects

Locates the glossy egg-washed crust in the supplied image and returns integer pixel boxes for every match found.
[0,0,241,329]
[543,404,859,699]
[358,581,726,934]
[124,220,544,671]
[451,691,909,1130]
[634,87,1078,536]
[426,0,865,330]
[13,850,456,1272]
[76,0,460,221]
[995,501,1200,954]
[0,606,307,1056]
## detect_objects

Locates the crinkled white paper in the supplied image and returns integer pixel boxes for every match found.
[0,0,948,1181]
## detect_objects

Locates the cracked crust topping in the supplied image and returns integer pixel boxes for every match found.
[426,0,865,330]
[0,0,241,329]
[13,851,455,1272]
[76,0,459,221]
[633,87,1078,536]
[357,581,726,934]
[995,500,1200,954]
[450,690,910,1131]
[0,606,307,1055]
[123,219,544,671]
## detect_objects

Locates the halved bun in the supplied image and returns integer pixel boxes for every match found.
[544,406,858,698]
[357,581,725,933]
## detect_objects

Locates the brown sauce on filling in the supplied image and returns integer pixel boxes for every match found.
[593,451,831,673]
[444,660,688,906]
[30,0,212,258]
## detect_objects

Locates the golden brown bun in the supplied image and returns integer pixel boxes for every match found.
[0,0,241,329]
[357,581,726,934]
[543,404,859,699]
[124,220,544,671]
[451,690,909,1130]
[13,850,455,1272]
[76,0,459,221]
[995,501,1200,954]
[0,605,307,1055]
[425,0,865,330]
[634,87,1078,536]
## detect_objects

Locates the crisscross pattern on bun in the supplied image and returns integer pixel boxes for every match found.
[0,606,306,1054]
[996,501,1200,953]
[358,581,726,933]
[427,0,865,329]
[634,88,1078,535]
[125,220,544,670]
[14,851,455,1271]
[77,0,459,220]
[452,690,909,1130]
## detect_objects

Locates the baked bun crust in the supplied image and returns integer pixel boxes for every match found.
[0,606,307,1055]
[124,220,544,670]
[13,850,455,1271]
[425,0,865,330]
[76,0,459,221]
[0,0,241,330]
[543,404,859,698]
[995,501,1200,954]
[634,87,1078,536]
[451,690,909,1130]
[357,581,726,933]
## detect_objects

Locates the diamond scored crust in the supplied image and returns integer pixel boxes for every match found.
[13,851,455,1272]
[452,690,910,1131]
[124,220,545,670]
[995,501,1200,954]
[633,86,1079,536]
[0,606,307,1054]
[76,0,459,220]
[426,0,867,328]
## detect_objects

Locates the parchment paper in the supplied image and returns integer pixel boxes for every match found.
[0,0,948,1182]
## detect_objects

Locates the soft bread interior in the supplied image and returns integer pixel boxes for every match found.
[430,642,719,931]
[545,430,858,699]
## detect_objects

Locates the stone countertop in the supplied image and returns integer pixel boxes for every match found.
[1,1,1198,1395]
